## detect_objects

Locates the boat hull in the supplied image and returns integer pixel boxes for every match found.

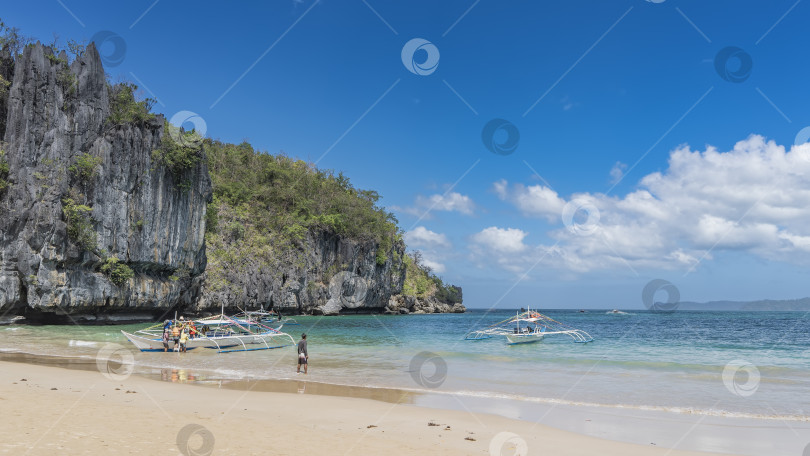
[121,330,294,353]
[506,332,545,345]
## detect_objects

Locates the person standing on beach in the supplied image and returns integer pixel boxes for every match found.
[171,322,180,351]
[297,333,308,374]
[179,327,189,353]
[162,327,170,352]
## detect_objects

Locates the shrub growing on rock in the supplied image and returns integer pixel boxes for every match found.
[62,197,97,252]
[100,256,133,286]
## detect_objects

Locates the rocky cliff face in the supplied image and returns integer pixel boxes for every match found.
[386,294,465,315]
[200,229,408,316]
[0,43,211,322]
[0,41,462,322]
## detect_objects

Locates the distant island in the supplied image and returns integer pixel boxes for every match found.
[0,21,463,323]
[675,298,810,311]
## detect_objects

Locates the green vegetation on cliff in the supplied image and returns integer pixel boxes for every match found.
[203,138,462,304]
[203,139,401,294]
[402,251,462,303]
[100,256,134,286]
[0,146,8,193]
[62,197,97,253]
[107,82,155,127]
[206,139,398,243]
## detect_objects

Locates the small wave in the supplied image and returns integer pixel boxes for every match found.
[68,340,98,347]
[404,388,810,422]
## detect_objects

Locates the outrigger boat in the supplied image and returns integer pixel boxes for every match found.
[122,308,296,353]
[465,308,594,345]
[241,305,300,326]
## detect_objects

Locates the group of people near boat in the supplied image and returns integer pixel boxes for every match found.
[161,316,203,353]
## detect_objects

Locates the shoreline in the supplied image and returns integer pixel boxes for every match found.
[2,350,807,423]
[1,352,806,455]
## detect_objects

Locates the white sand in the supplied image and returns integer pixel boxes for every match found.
[0,360,747,455]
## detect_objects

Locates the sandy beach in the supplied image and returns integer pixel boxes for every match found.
[0,359,746,456]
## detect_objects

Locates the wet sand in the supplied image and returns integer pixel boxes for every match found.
[0,356,751,456]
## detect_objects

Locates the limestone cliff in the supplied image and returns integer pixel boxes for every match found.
[0,43,211,322]
[199,228,407,316]
[0,39,463,322]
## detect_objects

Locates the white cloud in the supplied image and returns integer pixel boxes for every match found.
[609,161,627,184]
[396,192,476,218]
[471,227,528,254]
[493,179,508,200]
[416,192,475,215]
[481,135,810,275]
[404,227,450,248]
[495,181,566,222]
[421,256,446,274]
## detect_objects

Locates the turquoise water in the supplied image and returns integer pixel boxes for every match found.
[2,310,808,420]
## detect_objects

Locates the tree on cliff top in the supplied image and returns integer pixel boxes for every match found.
[205,139,399,245]
[0,18,31,56]
[401,251,462,303]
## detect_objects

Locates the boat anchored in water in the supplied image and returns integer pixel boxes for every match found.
[122,309,295,353]
[464,308,594,345]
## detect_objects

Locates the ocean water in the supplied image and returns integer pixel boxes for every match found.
[1,309,809,421]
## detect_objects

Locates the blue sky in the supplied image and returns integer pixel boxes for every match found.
[6,0,810,308]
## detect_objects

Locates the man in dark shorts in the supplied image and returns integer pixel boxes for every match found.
[297,333,308,374]
[162,327,170,352]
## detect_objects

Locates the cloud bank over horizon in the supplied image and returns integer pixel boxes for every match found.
[461,135,810,277]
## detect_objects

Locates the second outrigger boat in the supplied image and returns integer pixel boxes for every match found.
[122,308,296,353]
[465,308,594,345]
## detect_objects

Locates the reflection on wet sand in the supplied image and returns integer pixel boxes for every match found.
[0,352,415,405]
[160,368,199,384]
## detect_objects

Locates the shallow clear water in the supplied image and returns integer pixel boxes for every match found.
[2,309,808,420]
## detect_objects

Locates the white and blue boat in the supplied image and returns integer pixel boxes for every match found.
[465,308,593,345]
[121,309,295,353]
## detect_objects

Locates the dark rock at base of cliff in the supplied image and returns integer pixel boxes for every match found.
[385,295,466,315]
